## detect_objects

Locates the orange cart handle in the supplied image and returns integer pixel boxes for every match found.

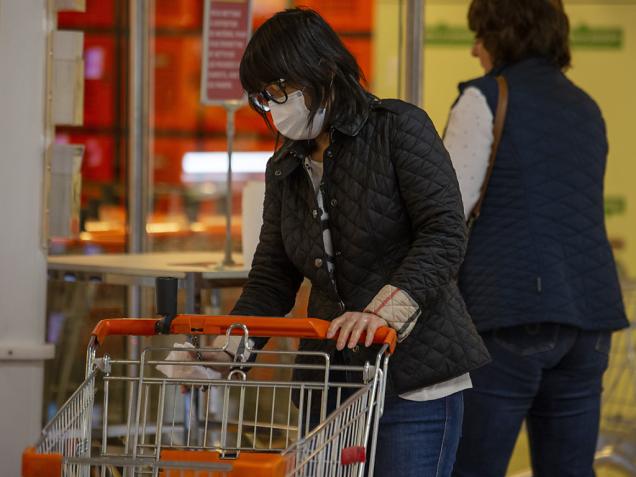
[91,315,397,354]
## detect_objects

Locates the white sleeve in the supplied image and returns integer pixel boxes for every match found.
[443,87,494,219]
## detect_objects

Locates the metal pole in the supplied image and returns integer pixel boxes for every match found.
[41,0,55,250]
[127,0,152,364]
[404,0,425,106]
[222,101,241,267]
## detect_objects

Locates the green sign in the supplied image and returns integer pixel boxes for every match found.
[425,23,623,49]
[571,25,623,49]
[425,24,473,47]
[605,196,627,217]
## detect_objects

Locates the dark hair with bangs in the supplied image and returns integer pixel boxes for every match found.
[239,8,368,134]
[468,0,571,70]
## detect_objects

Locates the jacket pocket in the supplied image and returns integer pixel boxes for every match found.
[594,331,612,355]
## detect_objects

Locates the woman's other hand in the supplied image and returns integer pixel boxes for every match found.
[191,334,248,373]
[327,311,387,351]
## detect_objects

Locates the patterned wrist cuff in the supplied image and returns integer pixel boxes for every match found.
[365,285,421,342]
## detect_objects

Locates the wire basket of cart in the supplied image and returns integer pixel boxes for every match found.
[23,312,396,477]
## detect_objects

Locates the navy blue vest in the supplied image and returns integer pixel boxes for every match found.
[457,57,627,332]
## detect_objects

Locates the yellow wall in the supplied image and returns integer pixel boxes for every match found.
[565,4,636,280]
[374,0,636,280]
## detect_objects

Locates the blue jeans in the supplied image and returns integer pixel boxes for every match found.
[373,392,464,477]
[453,324,611,477]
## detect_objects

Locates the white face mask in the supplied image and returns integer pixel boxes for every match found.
[268,90,326,140]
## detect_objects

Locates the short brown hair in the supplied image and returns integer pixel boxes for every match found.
[468,0,571,69]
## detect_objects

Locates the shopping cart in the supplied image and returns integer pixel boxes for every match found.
[595,279,636,474]
[23,314,396,477]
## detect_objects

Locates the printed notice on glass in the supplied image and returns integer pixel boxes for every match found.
[201,0,252,104]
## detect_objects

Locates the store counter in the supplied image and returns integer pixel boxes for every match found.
[48,251,249,314]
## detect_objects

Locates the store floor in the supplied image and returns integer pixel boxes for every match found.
[508,429,629,476]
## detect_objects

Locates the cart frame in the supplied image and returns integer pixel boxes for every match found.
[23,315,396,477]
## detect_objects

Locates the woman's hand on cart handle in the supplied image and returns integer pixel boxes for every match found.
[327,311,389,351]
[90,316,397,354]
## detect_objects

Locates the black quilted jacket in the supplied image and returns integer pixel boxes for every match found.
[231,96,490,395]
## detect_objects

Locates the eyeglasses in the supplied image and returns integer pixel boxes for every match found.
[249,79,288,112]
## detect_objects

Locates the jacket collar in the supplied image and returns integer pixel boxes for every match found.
[269,140,305,180]
[488,56,554,76]
[330,93,374,137]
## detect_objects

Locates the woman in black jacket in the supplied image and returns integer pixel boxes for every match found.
[228,8,489,476]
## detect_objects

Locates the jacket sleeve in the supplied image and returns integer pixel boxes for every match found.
[387,107,468,314]
[230,159,304,321]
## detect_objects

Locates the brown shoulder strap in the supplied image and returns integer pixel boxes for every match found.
[468,75,509,223]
